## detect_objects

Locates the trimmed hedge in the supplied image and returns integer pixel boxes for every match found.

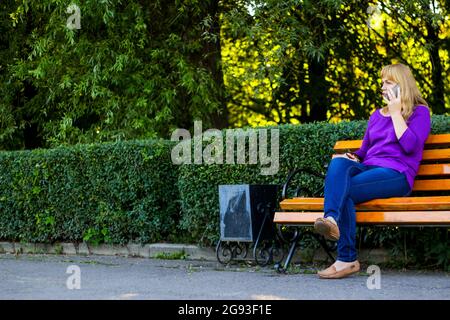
[0,140,180,245]
[178,114,449,244]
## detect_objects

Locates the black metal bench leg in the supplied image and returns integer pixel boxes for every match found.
[275,228,301,273]
[252,204,270,264]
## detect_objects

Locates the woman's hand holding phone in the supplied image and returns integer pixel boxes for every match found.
[385,84,402,115]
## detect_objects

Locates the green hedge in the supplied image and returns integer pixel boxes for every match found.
[0,140,180,245]
[178,114,449,243]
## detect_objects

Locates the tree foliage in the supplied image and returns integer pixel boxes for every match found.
[0,0,225,150]
[0,0,448,149]
[221,0,449,127]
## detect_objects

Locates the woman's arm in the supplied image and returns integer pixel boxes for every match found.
[353,116,372,161]
[393,107,431,154]
[391,112,408,141]
[387,87,431,154]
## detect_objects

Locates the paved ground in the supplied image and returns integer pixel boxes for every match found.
[1,253,449,300]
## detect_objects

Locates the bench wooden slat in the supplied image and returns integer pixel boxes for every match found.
[417,164,450,176]
[421,149,450,161]
[332,148,450,162]
[274,211,450,225]
[413,179,450,191]
[284,178,449,193]
[280,196,450,211]
[331,148,450,162]
[334,133,450,151]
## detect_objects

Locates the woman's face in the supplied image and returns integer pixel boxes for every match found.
[381,77,398,101]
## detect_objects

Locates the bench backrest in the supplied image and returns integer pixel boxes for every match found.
[333,133,450,192]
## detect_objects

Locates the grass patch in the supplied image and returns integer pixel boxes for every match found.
[153,250,187,260]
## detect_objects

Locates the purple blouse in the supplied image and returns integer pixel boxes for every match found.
[354,105,431,190]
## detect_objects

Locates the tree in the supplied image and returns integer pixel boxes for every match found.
[221,0,449,127]
[0,0,227,150]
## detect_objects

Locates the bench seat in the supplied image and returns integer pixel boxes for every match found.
[275,196,450,225]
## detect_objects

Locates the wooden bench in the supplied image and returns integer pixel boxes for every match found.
[273,133,450,272]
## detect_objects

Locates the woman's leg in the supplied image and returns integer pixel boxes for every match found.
[335,166,411,262]
[349,167,411,203]
[323,157,369,224]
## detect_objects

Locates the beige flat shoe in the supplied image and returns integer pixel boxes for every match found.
[317,261,360,279]
[314,217,340,241]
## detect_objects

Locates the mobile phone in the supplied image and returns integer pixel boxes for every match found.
[392,84,400,98]
[383,84,400,102]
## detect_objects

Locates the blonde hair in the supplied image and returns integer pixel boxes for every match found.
[380,63,429,122]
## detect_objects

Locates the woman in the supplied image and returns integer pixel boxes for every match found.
[314,63,431,279]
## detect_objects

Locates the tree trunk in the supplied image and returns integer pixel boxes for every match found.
[206,0,229,130]
[307,57,328,122]
[425,22,445,114]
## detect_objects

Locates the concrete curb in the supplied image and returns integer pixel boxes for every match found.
[0,241,217,260]
[0,241,393,264]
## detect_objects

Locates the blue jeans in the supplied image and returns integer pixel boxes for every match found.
[323,157,412,262]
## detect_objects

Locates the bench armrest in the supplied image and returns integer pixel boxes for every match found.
[281,166,326,200]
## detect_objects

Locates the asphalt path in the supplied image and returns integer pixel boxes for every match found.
[1,254,449,300]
